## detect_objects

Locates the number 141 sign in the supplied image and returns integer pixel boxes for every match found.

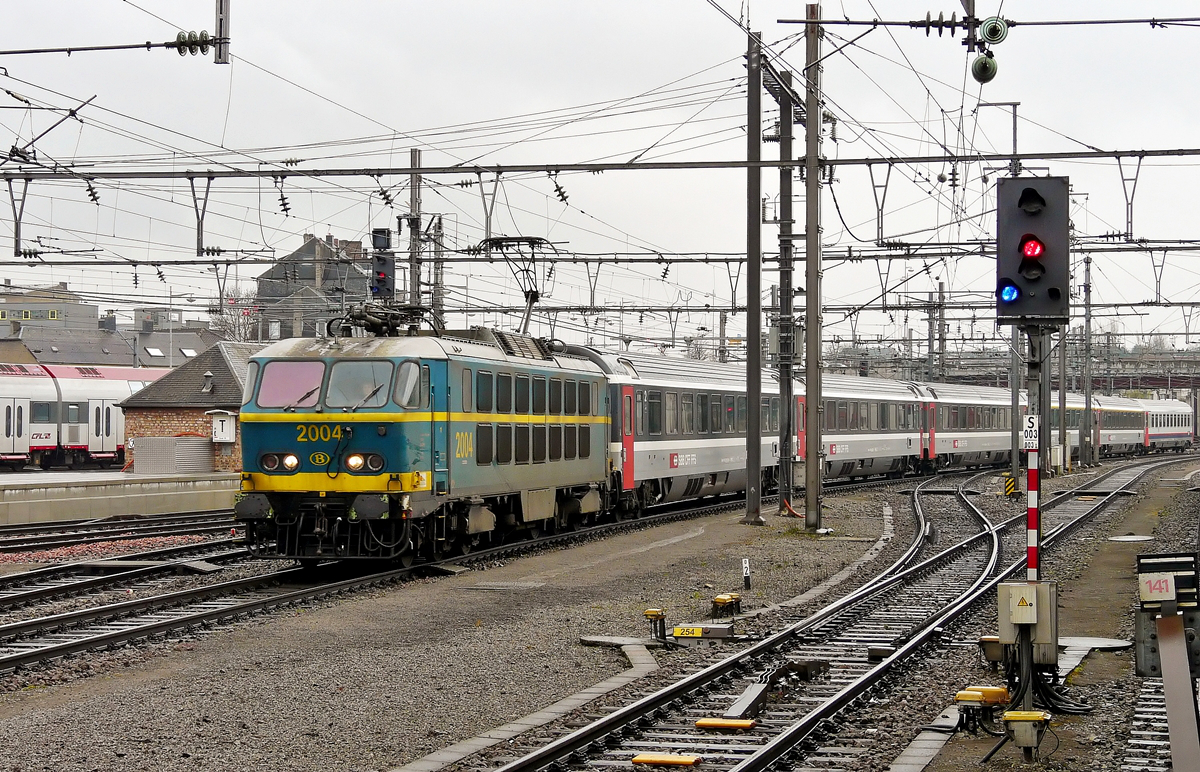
[1022,414,1039,450]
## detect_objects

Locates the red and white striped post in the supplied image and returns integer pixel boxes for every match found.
[1027,448,1039,581]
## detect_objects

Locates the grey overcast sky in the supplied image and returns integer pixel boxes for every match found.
[2,1,1198,355]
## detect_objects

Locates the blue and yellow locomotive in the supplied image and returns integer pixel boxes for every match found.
[235,329,612,563]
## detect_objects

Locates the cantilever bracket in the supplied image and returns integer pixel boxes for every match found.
[189,177,213,256]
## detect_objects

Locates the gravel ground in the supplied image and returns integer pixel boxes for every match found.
[0,460,1180,772]
[0,491,895,772]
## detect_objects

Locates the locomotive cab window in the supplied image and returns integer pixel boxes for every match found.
[392,361,428,409]
[243,361,259,405]
[328,361,393,409]
[257,360,325,409]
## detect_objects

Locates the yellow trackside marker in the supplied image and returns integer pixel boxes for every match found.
[631,754,703,767]
[695,718,757,731]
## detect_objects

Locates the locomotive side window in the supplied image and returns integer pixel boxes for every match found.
[564,380,577,415]
[681,394,694,434]
[697,394,709,433]
[516,375,530,414]
[533,425,547,462]
[496,425,513,464]
[329,361,393,409]
[578,381,591,416]
[477,371,493,413]
[564,425,577,459]
[579,425,591,458]
[648,391,662,435]
[549,379,562,415]
[257,360,325,409]
[549,425,562,460]
[497,374,513,413]
[476,424,494,465]
[462,369,473,412]
[515,425,531,463]
[243,361,259,405]
[665,392,677,434]
[533,377,547,415]
[623,395,632,436]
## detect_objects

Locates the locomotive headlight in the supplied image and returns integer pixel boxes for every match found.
[365,454,385,472]
[261,453,280,471]
[345,453,365,471]
[282,453,300,471]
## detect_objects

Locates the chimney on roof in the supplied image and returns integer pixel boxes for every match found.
[325,233,333,246]
[98,314,117,332]
[202,371,214,393]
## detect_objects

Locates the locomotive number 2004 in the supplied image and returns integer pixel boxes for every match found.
[296,424,344,442]
[454,431,474,459]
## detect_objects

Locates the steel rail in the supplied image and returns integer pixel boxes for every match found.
[0,536,245,590]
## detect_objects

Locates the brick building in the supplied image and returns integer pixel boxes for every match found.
[120,342,266,473]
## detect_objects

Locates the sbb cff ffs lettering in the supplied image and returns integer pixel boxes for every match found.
[995,176,1070,324]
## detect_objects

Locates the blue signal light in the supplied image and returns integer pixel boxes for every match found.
[998,282,1020,303]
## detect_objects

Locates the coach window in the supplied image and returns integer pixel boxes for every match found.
[648,391,662,435]
[549,378,563,415]
[94,406,101,437]
[697,394,709,433]
[496,374,513,413]
[564,380,577,415]
[736,396,747,433]
[665,392,678,434]
[712,396,724,434]
[770,397,780,432]
[515,425,531,463]
[623,394,633,436]
[635,391,646,435]
[15,405,21,437]
[533,376,547,415]
[496,425,513,464]
[32,402,52,423]
[760,398,770,433]
[564,424,577,459]
[476,424,494,465]
[3,405,8,438]
[66,403,80,423]
[824,400,835,431]
[834,401,847,431]
[724,395,736,433]
[681,394,694,434]
[462,369,473,412]
[476,371,494,413]
[848,403,858,431]
[515,374,530,414]
[578,381,591,416]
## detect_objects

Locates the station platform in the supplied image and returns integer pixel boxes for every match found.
[0,470,240,525]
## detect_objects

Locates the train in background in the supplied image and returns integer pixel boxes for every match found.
[0,362,168,470]
[233,326,1194,564]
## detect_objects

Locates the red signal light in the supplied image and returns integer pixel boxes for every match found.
[1021,235,1045,259]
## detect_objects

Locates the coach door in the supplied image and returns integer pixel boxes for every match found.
[88,399,118,454]
[924,402,937,459]
[0,399,14,455]
[796,396,806,459]
[620,384,635,490]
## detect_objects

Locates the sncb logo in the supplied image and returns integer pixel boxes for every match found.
[309,451,331,466]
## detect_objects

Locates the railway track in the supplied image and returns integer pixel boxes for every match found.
[469,457,1185,772]
[0,510,239,553]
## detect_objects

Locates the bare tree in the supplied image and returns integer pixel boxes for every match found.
[207,286,261,342]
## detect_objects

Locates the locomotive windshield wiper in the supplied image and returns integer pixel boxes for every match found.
[347,383,384,412]
[282,385,321,412]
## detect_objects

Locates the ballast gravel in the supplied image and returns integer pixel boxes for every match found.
[0,491,893,772]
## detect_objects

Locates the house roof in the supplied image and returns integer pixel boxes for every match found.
[119,342,269,409]
[2,326,220,366]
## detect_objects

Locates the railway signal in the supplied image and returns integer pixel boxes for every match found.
[995,176,1070,324]
[371,252,395,300]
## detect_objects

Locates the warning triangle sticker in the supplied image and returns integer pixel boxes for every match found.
[1017,598,1031,606]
